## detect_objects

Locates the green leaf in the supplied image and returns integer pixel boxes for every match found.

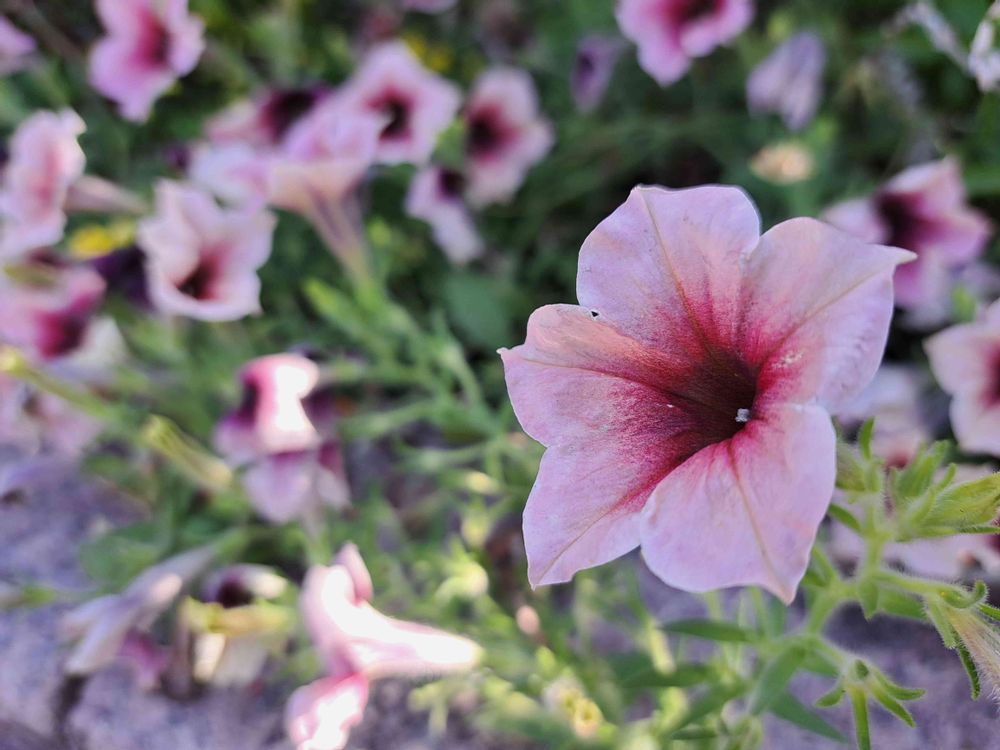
[925,600,959,650]
[927,471,1000,528]
[869,684,915,727]
[668,684,744,734]
[816,685,846,708]
[836,444,873,493]
[858,579,879,620]
[858,419,875,461]
[979,602,1000,623]
[957,643,982,700]
[876,589,926,621]
[827,504,862,534]
[872,671,926,702]
[661,619,756,643]
[893,442,949,505]
[620,663,717,689]
[443,271,514,350]
[749,645,807,714]
[771,692,847,743]
[848,688,871,750]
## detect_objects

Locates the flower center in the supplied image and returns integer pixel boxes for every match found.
[214,579,254,608]
[38,311,88,359]
[664,350,759,460]
[438,169,466,199]
[876,193,924,250]
[177,256,218,300]
[377,95,411,139]
[263,88,320,142]
[674,0,718,24]
[467,110,504,157]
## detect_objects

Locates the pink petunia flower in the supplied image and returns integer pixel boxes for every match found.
[501,185,912,602]
[269,101,382,279]
[189,142,272,208]
[61,545,216,675]
[926,299,1000,457]
[0,16,35,76]
[747,32,826,131]
[616,0,754,86]
[286,545,479,750]
[463,68,553,207]
[337,41,460,166]
[0,375,104,458]
[0,110,85,259]
[405,166,483,264]
[137,181,275,321]
[571,35,624,114]
[206,87,329,149]
[0,255,107,363]
[88,0,205,122]
[824,158,993,321]
[214,354,350,525]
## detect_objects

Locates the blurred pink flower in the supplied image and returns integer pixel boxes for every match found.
[0,110,85,259]
[137,181,275,321]
[286,674,369,750]
[0,376,103,458]
[0,257,106,363]
[616,0,753,86]
[61,545,216,675]
[824,158,993,319]
[747,32,826,131]
[215,354,323,461]
[215,354,350,525]
[206,87,328,148]
[501,185,912,602]
[269,102,382,278]
[189,142,271,208]
[463,68,553,206]
[836,364,930,468]
[338,41,460,165]
[88,0,205,122]
[405,166,483,264]
[0,16,35,75]
[287,545,479,750]
[926,299,1000,457]
[571,35,624,113]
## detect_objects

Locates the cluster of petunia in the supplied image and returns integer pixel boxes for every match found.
[4,1,1000,749]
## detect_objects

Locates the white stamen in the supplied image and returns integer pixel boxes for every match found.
[735,408,751,423]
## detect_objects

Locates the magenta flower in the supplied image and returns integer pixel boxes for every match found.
[88,0,204,122]
[338,41,460,165]
[0,110,85,259]
[926,300,1000,457]
[405,166,483,264]
[286,545,479,750]
[0,375,103,458]
[571,35,624,114]
[206,87,328,148]
[824,158,993,319]
[463,68,553,207]
[137,181,275,321]
[215,354,350,525]
[0,257,106,363]
[0,16,35,76]
[616,0,753,86]
[501,185,912,601]
[747,32,826,131]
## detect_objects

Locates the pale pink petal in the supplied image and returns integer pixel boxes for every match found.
[821,197,885,244]
[615,0,689,85]
[334,544,373,604]
[285,675,368,750]
[576,185,760,354]
[641,403,835,603]
[0,17,35,75]
[740,218,914,412]
[405,166,483,264]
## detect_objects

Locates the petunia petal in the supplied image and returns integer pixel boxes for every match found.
[640,403,836,603]
[740,218,913,412]
[576,185,760,356]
